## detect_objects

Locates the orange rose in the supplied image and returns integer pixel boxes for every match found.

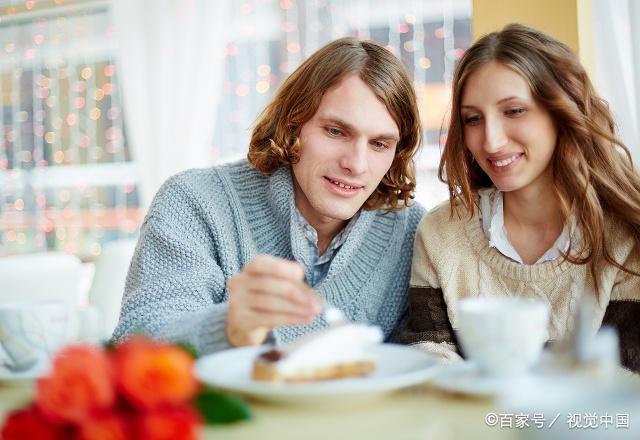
[76,411,130,440]
[1,405,69,440]
[134,406,201,440]
[114,337,198,409]
[36,345,115,423]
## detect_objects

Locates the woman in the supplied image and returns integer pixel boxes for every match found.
[401,23,640,372]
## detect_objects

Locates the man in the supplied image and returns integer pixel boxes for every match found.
[113,38,426,354]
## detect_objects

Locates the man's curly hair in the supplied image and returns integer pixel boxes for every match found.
[247,37,422,211]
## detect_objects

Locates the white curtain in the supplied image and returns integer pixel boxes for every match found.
[110,0,230,208]
[593,0,640,162]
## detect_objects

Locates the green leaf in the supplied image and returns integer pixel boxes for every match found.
[102,339,116,351]
[176,341,199,359]
[195,389,252,424]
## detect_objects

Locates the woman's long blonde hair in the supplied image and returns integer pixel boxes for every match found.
[440,23,640,284]
[248,37,422,211]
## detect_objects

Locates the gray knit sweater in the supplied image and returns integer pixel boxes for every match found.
[112,159,425,355]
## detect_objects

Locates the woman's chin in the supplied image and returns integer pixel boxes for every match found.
[493,181,522,193]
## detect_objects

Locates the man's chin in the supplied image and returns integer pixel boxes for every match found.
[311,196,368,222]
[318,205,361,222]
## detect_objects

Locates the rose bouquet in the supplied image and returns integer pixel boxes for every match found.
[1,336,250,439]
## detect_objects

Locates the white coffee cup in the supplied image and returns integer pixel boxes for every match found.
[457,297,550,376]
[0,301,80,372]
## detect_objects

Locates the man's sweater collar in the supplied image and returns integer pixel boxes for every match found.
[268,164,376,279]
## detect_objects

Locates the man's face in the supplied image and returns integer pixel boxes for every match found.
[292,74,399,231]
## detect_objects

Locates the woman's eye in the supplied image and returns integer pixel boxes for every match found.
[463,115,481,126]
[505,108,526,117]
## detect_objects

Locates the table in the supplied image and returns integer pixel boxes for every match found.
[1,381,517,440]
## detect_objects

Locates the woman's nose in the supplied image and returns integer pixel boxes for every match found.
[483,118,508,153]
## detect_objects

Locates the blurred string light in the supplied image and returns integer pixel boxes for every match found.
[0,1,140,259]
[213,0,471,167]
[1,1,470,252]
[209,0,470,209]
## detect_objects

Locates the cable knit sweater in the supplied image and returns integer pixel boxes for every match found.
[112,159,425,355]
[401,199,640,372]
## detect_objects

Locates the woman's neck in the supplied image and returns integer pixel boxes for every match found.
[503,184,562,228]
[502,181,565,264]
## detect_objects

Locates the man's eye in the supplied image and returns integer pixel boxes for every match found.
[371,141,389,150]
[326,127,343,136]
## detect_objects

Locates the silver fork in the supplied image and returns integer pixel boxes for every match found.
[300,283,348,325]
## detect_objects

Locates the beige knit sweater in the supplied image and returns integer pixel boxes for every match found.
[405,198,640,368]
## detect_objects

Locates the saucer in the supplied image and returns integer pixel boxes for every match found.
[429,361,540,397]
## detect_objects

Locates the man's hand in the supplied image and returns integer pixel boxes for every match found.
[226,255,320,347]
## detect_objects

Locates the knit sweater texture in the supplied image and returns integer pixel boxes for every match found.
[411,199,640,342]
[112,159,425,355]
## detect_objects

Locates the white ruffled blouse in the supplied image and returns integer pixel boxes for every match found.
[478,188,580,265]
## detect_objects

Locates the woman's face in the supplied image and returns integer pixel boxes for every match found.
[460,61,558,195]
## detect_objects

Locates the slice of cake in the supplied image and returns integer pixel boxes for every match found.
[252,323,383,382]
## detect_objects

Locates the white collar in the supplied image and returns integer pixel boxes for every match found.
[478,188,580,265]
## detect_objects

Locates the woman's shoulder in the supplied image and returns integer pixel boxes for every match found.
[419,196,479,233]
[604,215,638,261]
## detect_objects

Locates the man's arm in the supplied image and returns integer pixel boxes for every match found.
[112,198,234,355]
[112,172,319,355]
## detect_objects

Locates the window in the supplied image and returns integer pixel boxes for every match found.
[1,0,472,259]
[213,0,472,208]
[0,0,140,258]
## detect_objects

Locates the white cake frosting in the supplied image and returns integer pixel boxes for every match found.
[271,323,383,375]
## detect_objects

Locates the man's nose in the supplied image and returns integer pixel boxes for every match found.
[339,138,368,175]
[483,118,508,153]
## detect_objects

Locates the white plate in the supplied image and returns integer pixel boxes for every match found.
[429,361,540,397]
[195,344,439,403]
